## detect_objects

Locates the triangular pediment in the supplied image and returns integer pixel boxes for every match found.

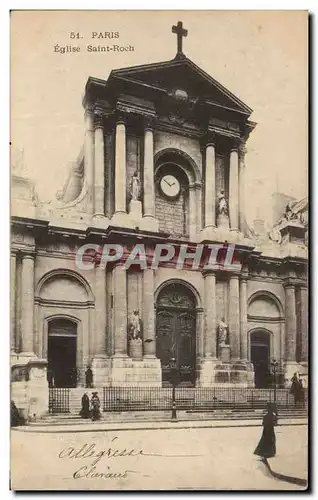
[110,56,252,116]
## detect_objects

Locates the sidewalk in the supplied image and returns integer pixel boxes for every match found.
[13,416,308,433]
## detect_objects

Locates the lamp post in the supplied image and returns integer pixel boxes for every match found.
[270,359,279,405]
[170,357,178,420]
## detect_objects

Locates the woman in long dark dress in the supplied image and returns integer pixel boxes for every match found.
[91,392,101,421]
[80,392,90,418]
[254,403,278,459]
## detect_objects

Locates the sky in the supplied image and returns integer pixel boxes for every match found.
[11,10,308,226]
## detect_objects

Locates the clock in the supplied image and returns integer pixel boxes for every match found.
[160,175,181,198]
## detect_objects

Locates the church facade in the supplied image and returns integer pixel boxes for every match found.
[11,24,308,410]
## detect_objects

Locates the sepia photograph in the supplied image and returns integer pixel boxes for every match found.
[10,10,308,490]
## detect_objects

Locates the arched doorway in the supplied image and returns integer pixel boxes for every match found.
[156,282,196,387]
[47,318,77,388]
[250,330,271,388]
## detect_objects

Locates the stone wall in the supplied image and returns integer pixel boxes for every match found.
[155,185,188,236]
[154,130,202,174]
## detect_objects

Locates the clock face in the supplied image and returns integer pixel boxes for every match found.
[160,175,181,198]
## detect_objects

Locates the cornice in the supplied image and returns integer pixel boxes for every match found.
[154,120,202,140]
[36,249,77,260]
[247,315,285,323]
[247,275,284,284]
[116,100,157,120]
[283,278,307,288]
[34,297,95,308]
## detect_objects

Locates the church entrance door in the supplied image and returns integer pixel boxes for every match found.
[47,319,77,388]
[156,283,196,387]
[250,330,270,388]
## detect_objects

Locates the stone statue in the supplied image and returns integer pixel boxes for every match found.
[283,201,298,222]
[128,309,141,340]
[217,190,229,216]
[218,318,229,346]
[129,171,141,201]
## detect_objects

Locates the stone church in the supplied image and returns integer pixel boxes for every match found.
[11,23,308,413]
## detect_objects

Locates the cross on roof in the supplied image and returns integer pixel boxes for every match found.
[172,21,188,57]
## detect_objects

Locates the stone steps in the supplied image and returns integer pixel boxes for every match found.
[37,408,307,426]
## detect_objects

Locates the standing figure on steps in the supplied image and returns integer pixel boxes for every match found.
[80,392,90,419]
[91,392,101,421]
[85,366,93,388]
[129,171,141,201]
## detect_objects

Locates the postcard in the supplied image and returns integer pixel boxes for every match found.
[10,10,308,490]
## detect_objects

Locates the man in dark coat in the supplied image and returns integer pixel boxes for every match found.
[85,366,93,388]
[254,403,278,459]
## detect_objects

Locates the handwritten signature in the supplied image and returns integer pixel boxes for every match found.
[59,437,144,466]
[59,436,200,480]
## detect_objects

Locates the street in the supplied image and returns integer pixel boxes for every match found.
[11,423,307,490]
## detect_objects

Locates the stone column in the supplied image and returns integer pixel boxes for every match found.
[239,277,248,360]
[113,265,128,357]
[114,115,127,215]
[195,184,202,232]
[189,185,197,240]
[228,275,240,359]
[93,111,105,217]
[204,138,216,228]
[203,272,217,358]
[84,107,94,212]
[229,142,239,231]
[143,122,155,219]
[10,252,16,353]
[238,143,246,233]
[196,308,204,359]
[94,265,107,356]
[284,284,297,362]
[20,254,35,356]
[143,268,156,358]
[299,285,308,362]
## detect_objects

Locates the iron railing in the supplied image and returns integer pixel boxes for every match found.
[102,387,308,412]
[49,388,70,414]
[48,387,307,414]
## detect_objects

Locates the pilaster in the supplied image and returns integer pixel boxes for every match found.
[239,276,248,361]
[229,141,239,231]
[84,106,94,213]
[113,264,128,357]
[114,114,127,217]
[228,274,240,360]
[93,110,105,218]
[203,271,217,358]
[204,135,216,229]
[143,268,156,358]
[299,285,308,363]
[11,252,17,354]
[20,253,35,357]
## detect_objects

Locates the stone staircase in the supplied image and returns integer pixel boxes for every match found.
[36,407,308,427]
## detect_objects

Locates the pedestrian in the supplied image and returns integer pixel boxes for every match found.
[91,392,101,421]
[11,400,25,427]
[85,366,93,388]
[290,372,301,407]
[47,369,53,388]
[254,402,278,459]
[80,392,90,418]
[298,378,305,408]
